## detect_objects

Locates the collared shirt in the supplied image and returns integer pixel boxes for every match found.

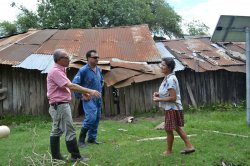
[47,63,71,104]
[72,64,104,110]
[158,73,183,111]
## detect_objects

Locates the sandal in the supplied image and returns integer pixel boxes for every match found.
[180,148,195,154]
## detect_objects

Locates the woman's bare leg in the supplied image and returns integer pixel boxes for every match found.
[175,127,193,149]
[165,130,174,155]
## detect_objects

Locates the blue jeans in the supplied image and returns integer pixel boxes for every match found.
[82,106,101,141]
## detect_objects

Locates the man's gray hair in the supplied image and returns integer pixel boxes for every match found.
[53,49,66,62]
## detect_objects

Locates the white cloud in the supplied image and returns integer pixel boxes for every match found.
[0,0,38,22]
[176,0,250,34]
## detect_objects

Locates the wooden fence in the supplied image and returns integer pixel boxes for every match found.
[0,66,246,117]
[101,69,246,116]
[0,65,49,116]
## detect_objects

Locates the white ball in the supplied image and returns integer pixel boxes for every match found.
[0,125,10,138]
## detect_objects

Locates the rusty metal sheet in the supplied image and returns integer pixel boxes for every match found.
[200,51,245,66]
[35,40,58,54]
[17,29,57,45]
[176,58,207,72]
[113,77,135,88]
[69,63,83,69]
[0,44,40,65]
[163,40,190,54]
[104,68,141,87]
[113,72,163,89]
[69,63,110,71]
[79,25,161,62]
[163,38,246,72]
[98,65,111,71]
[0,25,160,65]
[222,43,245,54]
[35,25,161,62]
[0,30,38,50]
[110,61,153,73]
[51,29,84,40]
[113,64,164,88]
[185,38,213,52]
[36,39,81,57]
[223,65,245,73]
[133,73,164,83]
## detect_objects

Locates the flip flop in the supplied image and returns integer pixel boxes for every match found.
[180,148,195,154]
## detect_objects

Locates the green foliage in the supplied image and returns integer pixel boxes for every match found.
[0,21,17,37]
[12,0,183,38]
[185,101,246,113]
[16,10,38,32]
[185,19,210,36]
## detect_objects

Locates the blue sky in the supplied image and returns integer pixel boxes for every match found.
[1,0,250,35]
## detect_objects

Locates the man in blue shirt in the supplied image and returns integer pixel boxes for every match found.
[72,50,104,148]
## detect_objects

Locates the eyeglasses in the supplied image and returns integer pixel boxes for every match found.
[89,56,99,59]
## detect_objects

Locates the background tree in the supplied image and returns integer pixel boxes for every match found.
[16,9,38,32]
[185,19,210,36]
[0,21,17,37]
[12,0,183,38]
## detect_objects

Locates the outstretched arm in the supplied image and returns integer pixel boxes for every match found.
[66,82,101,98]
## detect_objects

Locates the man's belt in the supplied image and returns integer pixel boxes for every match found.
[50,102,68,110]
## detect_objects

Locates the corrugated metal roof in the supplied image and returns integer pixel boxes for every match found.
[112,64,164,88]
[17,29,57,45]
[14,54,54,73]
[110,61,154,74]
[36,25,161,62]
[104,68,141,87]
[219,42,246,61]
[0,30,38,50]
[163,38,246,73]
[69,63,111,71]
[0,44,40,65]
[36,39,81,56]
[104,64,164,88]
[0,25,160,66]
[155,42,185,71]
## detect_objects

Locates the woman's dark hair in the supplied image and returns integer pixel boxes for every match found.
[162,57,175,72]
[86,50,97,59]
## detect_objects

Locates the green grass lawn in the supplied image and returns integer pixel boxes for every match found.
[1,104,250,166]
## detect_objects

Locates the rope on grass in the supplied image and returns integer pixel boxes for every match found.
[203,130,249,138]
[137,134,197,141]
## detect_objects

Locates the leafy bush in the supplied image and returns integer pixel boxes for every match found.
[185,101,246,113]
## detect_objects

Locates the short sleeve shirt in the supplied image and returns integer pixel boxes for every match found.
[158,73,183,110]
[47,63,71,104]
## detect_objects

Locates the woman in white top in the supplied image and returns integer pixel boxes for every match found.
[153,57,195,156]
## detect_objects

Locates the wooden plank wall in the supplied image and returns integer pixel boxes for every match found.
[176,69,246,106]
[0,66,246,117]
[0,65,50,116]
[103,79,161,117]
[103,69,246,116]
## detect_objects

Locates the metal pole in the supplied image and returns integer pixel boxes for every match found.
[246,27,250,126]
